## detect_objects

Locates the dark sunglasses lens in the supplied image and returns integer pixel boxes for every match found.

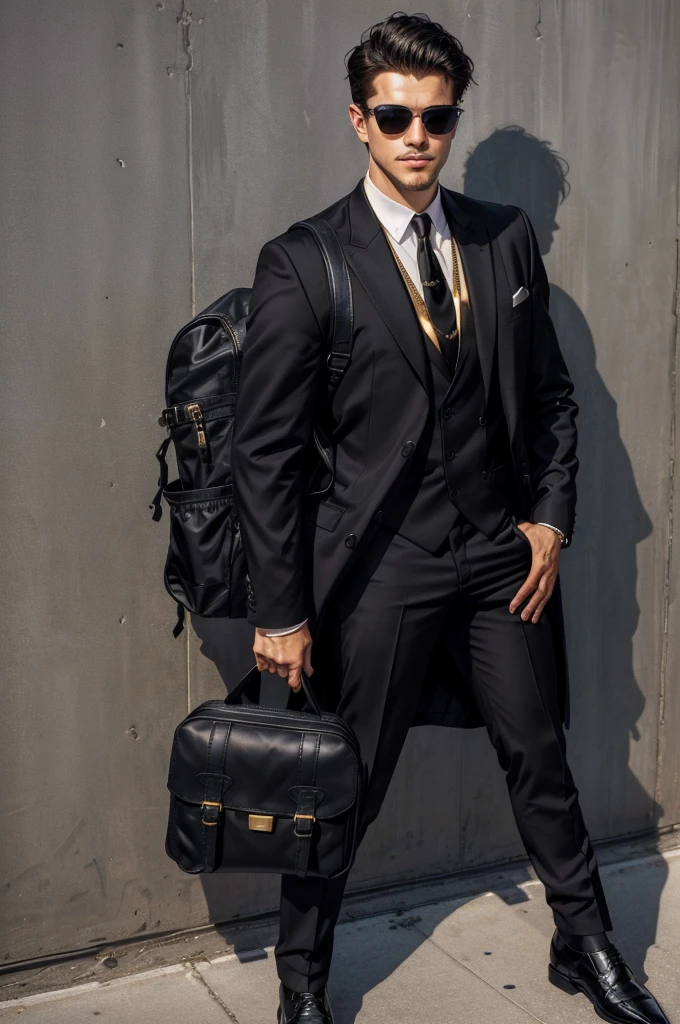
[421,107,460,134]
[374,106,413,134]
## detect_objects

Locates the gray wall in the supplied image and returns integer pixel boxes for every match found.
[1,0,679,965]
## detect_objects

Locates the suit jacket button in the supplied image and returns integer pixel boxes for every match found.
[345,534,356,548]
[401,441,415,457]
[442,408,452,419]
[449,488,459,498]
[445,450,455,461]
[479,416,487,426]
[480,470,489,481]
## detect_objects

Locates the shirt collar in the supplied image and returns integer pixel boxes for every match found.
[363,169,450,244]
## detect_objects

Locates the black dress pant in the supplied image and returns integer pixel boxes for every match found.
[275,515,612,993]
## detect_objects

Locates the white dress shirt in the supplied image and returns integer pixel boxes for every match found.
[362,168,454,297]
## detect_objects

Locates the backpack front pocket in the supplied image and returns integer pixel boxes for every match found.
[162,480,237,616]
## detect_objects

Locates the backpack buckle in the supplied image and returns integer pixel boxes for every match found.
[159,406,179,428]
[326,351,351,370]
[326,351,351,387]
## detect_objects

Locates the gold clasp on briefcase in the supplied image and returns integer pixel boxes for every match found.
[248,814,275,832]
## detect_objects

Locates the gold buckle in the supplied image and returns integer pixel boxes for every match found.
[201,800,222,826]
[293,812,316,838]
[248,814,274,832]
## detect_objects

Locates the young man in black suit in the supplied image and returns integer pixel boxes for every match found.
[231,13,670,1024]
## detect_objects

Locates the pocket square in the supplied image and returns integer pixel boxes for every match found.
[512,285,529,307]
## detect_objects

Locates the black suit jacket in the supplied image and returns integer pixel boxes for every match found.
[231,177,577,727]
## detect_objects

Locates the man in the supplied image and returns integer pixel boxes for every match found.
[231,12,669,1024]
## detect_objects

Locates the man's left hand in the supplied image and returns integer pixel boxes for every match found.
[509,523,562,623]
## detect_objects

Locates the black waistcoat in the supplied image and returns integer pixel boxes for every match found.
[382,313,515,553]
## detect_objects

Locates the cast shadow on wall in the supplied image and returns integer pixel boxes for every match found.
[190,125,663,1016]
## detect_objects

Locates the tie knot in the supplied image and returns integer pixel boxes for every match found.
[411,212,432,240]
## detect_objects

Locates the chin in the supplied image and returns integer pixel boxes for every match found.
[395,166,438,191]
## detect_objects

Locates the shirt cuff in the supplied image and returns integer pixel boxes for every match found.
[260,618,308,637]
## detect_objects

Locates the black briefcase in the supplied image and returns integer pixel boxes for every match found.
[165,664,365,879]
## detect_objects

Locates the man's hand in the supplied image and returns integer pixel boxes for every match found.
[509,522,562,623]
[253,622,314,692]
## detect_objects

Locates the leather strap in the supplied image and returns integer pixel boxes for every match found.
[201,721,232,871]
[149,436,172,522]
[289,217,354,395]
[290,731,323,878]
[227,663,322,718]
[288,216,354,501]
[172,603,185,639]
[159,393,237,428]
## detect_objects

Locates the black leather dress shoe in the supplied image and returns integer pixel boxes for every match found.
[277,983,334,1024]
[549,930,671,1023]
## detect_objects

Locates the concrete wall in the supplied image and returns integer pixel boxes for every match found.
[1,0,678,965]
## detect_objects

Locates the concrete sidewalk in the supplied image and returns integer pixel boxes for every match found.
[2,848,678,1024]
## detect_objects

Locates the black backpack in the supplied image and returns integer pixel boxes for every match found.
[151,216,353,637]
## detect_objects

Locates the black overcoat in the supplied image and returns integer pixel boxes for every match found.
[231,178,578,729]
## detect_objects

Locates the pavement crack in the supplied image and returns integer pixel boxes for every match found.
[189,965,241,1022]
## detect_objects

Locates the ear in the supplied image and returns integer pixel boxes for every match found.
[348,104,369,143]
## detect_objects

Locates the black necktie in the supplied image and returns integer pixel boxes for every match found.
[411,212,458,369]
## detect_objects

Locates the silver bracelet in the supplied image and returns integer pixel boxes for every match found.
[535,522,566,546]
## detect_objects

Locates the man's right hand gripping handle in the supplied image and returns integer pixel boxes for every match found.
[253,622,314,692]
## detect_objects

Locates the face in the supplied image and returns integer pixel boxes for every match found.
[349,71,459,197]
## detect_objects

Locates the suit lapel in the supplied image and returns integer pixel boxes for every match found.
[343,180,430,395]
[440,186,497,405]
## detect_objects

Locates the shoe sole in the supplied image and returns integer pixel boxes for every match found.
[548,964,624,1024]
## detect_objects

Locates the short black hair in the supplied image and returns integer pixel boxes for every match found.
[345,11,475,111]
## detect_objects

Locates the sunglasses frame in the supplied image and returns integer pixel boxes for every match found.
[363,103,464,136]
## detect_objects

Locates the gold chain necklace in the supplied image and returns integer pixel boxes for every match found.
[380,224,462,353]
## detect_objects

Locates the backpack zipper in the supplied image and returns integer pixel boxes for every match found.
[186,403,210,463]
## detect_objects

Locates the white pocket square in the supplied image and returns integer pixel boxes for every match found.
[512,285,529,307]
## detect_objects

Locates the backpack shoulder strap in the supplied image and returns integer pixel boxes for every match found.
[288,216,354,396]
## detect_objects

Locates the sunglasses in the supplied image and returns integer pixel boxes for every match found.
[364,103,464,136]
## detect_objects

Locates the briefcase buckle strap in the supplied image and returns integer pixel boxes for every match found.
[290,742,323,877]
[293,812,316,838]
[201,800,223,826]
[293,810,316,878]
[201,723,232,868]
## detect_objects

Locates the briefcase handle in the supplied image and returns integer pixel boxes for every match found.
[225,663,322,717]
